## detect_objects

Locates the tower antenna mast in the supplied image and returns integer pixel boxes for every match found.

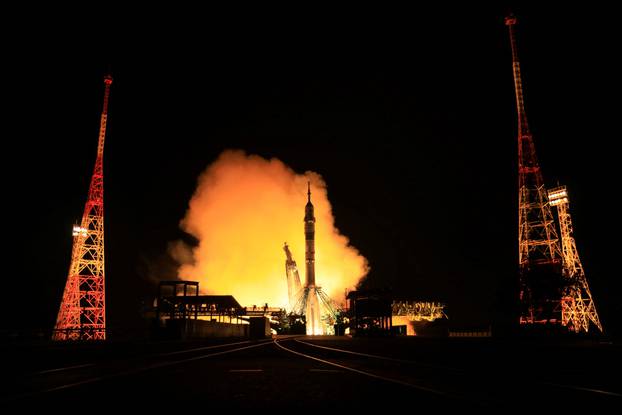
[53,74,112,341]
[505,15,564,327]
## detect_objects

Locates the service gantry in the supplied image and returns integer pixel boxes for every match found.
[53,75,112,341]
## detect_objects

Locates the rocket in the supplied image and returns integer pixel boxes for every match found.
[304,181,316,286]
[304,181,321,335]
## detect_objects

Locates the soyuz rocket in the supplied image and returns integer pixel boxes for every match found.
[305,182,316,286]
[304,182,322,334]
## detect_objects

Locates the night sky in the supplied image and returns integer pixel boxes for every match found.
[4,5,619,336]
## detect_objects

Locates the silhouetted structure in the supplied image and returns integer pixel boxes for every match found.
[155,281,242,322]
[347,290,392,336]
[154,281,247,339]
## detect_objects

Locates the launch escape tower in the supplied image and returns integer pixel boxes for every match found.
[53,75,112,341]
[506,16,601,332]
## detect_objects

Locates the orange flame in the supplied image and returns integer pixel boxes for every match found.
[175,150,369,309]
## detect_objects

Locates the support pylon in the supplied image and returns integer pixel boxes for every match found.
[548,187,603,333]
[53,75,112,341]
[505,16,567,326]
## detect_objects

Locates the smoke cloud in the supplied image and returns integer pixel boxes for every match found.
[176,150,368,309]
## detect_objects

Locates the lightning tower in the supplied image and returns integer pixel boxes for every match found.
[53,75,112,341]
[548,187,602,332]
[505,15,566,327]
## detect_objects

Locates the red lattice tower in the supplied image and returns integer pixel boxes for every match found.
[53,75,112,341]
[505,16,568,327]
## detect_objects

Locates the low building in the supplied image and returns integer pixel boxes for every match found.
[154,281,247,339]
[346,289,393,336]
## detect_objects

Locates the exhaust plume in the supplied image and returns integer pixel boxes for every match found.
[177,150,368,309]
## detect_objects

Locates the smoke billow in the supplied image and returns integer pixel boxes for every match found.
[175,150,368,309]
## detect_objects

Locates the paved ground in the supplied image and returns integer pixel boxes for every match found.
[1,335,620,410]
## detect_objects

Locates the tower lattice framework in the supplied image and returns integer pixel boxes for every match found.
[548,187,602,333]
[53,75,112,341]
[506,16,566,326]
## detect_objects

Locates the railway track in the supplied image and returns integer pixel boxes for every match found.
[1,338,275,403]
[274,337,622,409]
[2,335,619,409]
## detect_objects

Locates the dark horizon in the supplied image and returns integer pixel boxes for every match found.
[4,5,619,336]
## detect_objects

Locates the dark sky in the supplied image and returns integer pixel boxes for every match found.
[4,5,619,335]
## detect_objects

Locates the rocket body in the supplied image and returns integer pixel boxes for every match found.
[304,192,316,287]
[304,183,322,335]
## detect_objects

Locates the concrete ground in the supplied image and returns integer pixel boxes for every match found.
[1,335,620,410]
